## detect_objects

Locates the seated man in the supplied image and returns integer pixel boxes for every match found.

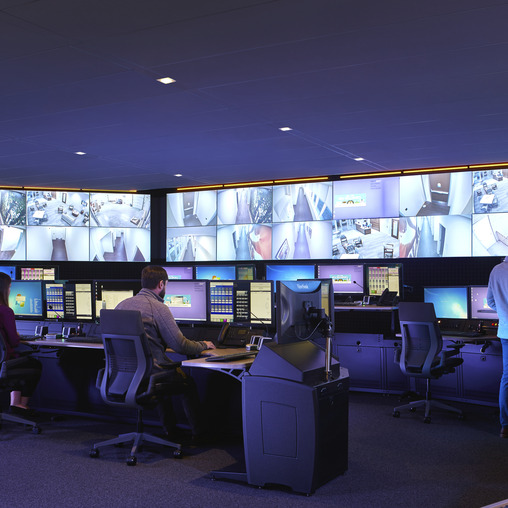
[116,265,215,442]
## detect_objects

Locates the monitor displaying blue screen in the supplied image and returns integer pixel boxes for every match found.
[164,280,208,322]
[470,286,499,320]
[9,281,43,318]
[162,266,193,280]
[0,266,16,280]
[265,264,315,290]
[423,287,468,320]
[195,265,235,280]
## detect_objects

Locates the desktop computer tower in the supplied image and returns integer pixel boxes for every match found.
[242,341,349,494]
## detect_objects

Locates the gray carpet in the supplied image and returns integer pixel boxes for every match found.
[1,392,507,508]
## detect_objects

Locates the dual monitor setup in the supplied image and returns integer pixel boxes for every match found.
[423,285,499,323]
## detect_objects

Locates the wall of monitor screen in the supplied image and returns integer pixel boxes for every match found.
[1,166,506,330]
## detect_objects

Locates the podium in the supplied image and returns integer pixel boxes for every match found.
[212,341,349,494]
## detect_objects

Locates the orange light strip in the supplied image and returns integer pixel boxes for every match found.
[0,185,22,189]
[81,189,138,193]
[340,171,402,179]
[24,186,82,191]
[273,176,328,184]
[469,162,508,169]
[402,165,468,174]
[176,184,223,192]
[223,180,274,188]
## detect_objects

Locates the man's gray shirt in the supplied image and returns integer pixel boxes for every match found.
[116,288,207,369]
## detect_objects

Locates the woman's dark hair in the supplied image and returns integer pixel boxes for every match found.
[141,266,168,289]
[0,272,12,307]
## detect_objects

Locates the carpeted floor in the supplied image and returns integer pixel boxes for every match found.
[1,392,506,508]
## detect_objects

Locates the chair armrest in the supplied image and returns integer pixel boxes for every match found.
[96,368,105,389]
[146,363,182,394]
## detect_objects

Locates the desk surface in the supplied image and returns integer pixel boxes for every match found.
[182,348,255,370]
[28,337,104,349]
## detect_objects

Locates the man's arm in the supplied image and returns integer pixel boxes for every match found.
[155,303,214,355]
[487,274,497,312]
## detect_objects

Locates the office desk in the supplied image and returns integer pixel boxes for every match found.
[29,338,103,350]
[182,348,254,381]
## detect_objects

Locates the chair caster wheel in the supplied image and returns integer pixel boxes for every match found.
[392,411,400,418]
[423,417,431,424]
[32,426,41,434]
[173,449,183,459]
[409,407,416,413]
[458,414,465,420]
[89,448,99,458]
[127,456,137,466]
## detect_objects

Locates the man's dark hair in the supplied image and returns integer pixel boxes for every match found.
[141,265,168,289]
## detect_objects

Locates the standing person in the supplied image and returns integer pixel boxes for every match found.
[0,272,42,417]
[487,256,508,438]
[115,265,215,442]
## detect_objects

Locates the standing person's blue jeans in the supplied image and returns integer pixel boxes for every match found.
[500,338,508,430]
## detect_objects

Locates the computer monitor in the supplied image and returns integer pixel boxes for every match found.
[265,264,315,290]
[208,280,273,325]
[236,264,255,280]
[162,265,194,280]
[164,280,208,322]
[423,286,468,320]
[20,266,57,281]
[94,280,141,317]
[195,265,235,280]
[469,286,499,320]
[63,281,94,321]
[9,281,44,318]
[365,263,402,297]
[317,264,364,294]
[44,281,65,319]
[0,266,16,280]
[275,279,334,344]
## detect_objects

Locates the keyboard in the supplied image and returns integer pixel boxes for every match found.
[19,334,39,341]
[441,330,483,338]
[336,301,362,307]
[205,351,258,362]
[64,336,103,344]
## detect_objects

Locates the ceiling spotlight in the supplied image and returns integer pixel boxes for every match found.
[157,77,176,84]
[174,173,182,177]
[279,127,292,131]
[354,157,364,161]
[75,151,86,155]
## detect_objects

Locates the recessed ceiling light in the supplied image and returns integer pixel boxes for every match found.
[279,127,292,131]
[157,77,176,84]
[75,151,86,155]
[174,173,182,177]
[354,157,364,161]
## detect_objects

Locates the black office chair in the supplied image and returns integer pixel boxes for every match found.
[89,309,182,465]
[393,302,464,423]
[0,332,41,434]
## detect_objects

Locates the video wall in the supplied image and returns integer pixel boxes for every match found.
[166,168,508,261]
[0,190,151,262]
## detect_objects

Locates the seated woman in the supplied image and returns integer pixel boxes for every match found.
[0,272,42,417]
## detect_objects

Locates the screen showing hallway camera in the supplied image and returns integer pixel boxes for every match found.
[273,182,332,223]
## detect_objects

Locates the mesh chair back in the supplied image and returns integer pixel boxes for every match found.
[398,302,443,378]
[99,309,153,409]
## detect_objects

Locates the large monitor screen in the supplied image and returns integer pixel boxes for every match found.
[62,282,94,321]
[208,280,273,325]
[195,265,235,280]
[265,264,315,290]
[317,264,364,294]
[366,264,402,297]
[470,286,499,320]
[9,281,43,318]
[94,280,141,317]
[423,286,468,320]
[162,265,193,280]
[0,266,16,280]
[164,280,208,322]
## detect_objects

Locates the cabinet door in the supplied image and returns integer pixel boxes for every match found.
[334,345,382,390]
[462,352,502,404]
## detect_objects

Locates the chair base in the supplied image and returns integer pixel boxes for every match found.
[90,431,182,463]
[0,411,41,434]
